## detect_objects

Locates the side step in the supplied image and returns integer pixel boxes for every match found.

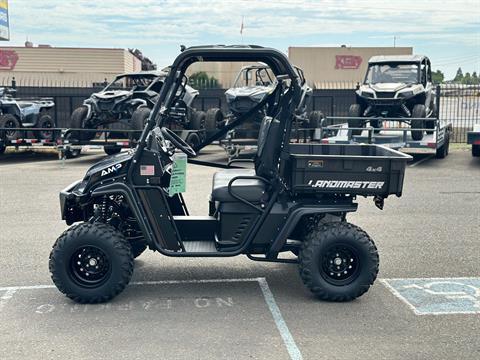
[183,240,218,253]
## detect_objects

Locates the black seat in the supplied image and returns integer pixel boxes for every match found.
[211,169,267,202]
[211,115,281,203]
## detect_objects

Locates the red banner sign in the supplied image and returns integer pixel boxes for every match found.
[335,55,362,69]
[0,50,19,70]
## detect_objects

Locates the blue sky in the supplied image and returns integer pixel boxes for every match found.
[5,0,480,79]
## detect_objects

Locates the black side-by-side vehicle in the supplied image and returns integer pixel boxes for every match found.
[49,45,411,304]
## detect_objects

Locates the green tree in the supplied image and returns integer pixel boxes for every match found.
[472,72,479,85]
[462,72,472,85]
[453,67,463,83]
[189,71,219,89]
[432,70,444,84]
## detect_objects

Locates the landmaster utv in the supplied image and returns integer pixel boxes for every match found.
[349,55,436,140]
[49,46,411,304]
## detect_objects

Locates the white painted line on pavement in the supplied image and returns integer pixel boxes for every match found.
[0,277,303,359]
[0,289,17,312]
[258,278,303,360]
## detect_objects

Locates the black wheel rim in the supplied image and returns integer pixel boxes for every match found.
[5,119,16,137]
[69,246,111,287]
[320,244,360,285]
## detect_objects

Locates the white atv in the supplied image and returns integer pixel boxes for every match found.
[0,87,55,141]
[349,55,436,140]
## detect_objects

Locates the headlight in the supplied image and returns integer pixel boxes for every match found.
[361,91,374,98]
[398,91,414,98]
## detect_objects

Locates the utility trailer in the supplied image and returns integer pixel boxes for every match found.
[467,124,480,157]
[320,116,452,159]
[0,126,205,159]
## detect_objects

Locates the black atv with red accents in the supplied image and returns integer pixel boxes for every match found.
[49,45,410,304]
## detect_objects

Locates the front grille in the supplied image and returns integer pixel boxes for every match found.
[98,100,113,111]
[375,92,395,99]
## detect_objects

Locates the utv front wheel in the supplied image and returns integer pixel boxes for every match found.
[411,104,426,141]
[130,107,151,141]
[298,222,379,301]
[70,106,96,141]
[49,222,134,303]
[347,104,364,136]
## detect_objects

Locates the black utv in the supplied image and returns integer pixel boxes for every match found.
[70,71,204,154]
[49,45,410,304]
[349,55,436,140]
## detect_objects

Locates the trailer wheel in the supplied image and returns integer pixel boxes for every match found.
[298,222,379,302]
[436,133,450,159]
[472,145,480,157]
[64,148,82,159]
[70,106,96,141]
[36,114,55,140]
[370,119,383,134]
[411,104,426,141]
[49,222,134,303]
[189,110,206,130]
[104,146,122,156]
[205,108,224,130]
[0,114,21,141]
[130,107,151,141]
[347,104,364,136]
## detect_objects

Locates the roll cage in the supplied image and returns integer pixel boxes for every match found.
[136,46,303,157]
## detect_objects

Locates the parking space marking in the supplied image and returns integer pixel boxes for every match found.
[381,277,480,315]
[0,277,303,360]
[258,278,303,360]
[0,289,17,312]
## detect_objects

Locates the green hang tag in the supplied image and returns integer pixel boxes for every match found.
[168,152,187,197]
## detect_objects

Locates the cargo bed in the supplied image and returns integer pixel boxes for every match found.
[287,143,412,198]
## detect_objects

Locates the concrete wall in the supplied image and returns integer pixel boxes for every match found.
[288,46,413,88]
[0,46,141,87]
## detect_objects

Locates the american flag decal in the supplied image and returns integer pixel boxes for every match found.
[140,165,155,176]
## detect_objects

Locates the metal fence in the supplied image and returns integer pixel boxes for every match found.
[2,81,478,143]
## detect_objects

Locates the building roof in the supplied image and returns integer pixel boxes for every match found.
[116,70,167,78]
[368,55,427,64]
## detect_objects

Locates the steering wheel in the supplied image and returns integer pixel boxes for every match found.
[160,127,196,157]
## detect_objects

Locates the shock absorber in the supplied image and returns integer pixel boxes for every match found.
[100,195,108,222]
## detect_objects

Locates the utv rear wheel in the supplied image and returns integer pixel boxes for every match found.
[298,222,379,301]
[130,107,151,141]
[411,104,426,141]
[308,110,325,128]
[70,106,96,141]
[189,110,206,130]
[0,144,5,155]
[36,114,55,140]
[347,104,364,136]
[205,108,224,130]
[0,114,21,140]
[49,222,134,303]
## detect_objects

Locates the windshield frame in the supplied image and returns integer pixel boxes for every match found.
[364,62,420,85]
[103,75,158,92]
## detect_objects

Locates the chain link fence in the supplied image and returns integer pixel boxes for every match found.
[1,80,478,143]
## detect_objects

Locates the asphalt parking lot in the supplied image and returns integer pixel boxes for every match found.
[0,147,479,360]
